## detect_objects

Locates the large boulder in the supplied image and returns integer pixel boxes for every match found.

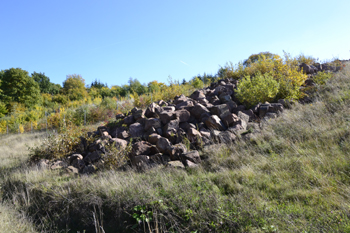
[175,109,191,123]
[300,63,316,74]
[131,141,153,156]
[129,122,145,138]
[159,111,176,125]
[156,137,173,154]
[144,118,162,131]
[190,104,210,120]
[145,102,162,118]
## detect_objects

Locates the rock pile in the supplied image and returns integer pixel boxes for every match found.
[46,61,344,173]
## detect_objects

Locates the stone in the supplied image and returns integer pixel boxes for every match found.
[144,118,162,131]
[84,151,102,163]
[268,103,284,114]
[158,100,168,106]
[210,104,231,119]
[159,111,176,125]
[232,105,246,114]
[130,155,150,169]
[187,128,202,143]
[129,122,145,138]
[225,100,238,113]
[175,100,194,110]
[50,160,67,170]
[37,159,49,170]
[181,150,201,164]
[174,94,189,104]
[156,137,172,154]
[148,133,162,145]
[300,63,316,74]
[168,143,187,161]
[259,104,270,118]
[68,154,83,164]
[110,138,128,149]
[82,164,96,174]
[204,115,226,131]
[209,95,221,105]
[162,106,176,112]
[219,93,232,103]
[175,109,191,122]
[123,115,135,125]
[217,131,236,143]
[167,161,185,168]
[145,102,162,118]
[72,158,85,170]
[115,113,125,120]
[190,90,206,100]
[190,104,210,120]
[163,119,180,138]
[132,141,152,156]
[242,109,257,122]
[221,113,240,127]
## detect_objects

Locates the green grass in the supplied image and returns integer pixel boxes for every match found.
[1,64,350,232]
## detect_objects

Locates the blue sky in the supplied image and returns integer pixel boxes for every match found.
[1,0,349,87]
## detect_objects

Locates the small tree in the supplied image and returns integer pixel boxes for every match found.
[62,74,88,101]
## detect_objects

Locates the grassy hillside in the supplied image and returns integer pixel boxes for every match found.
[1,63,350,232]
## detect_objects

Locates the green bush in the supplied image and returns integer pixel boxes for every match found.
[236,72,279,107]
[313,71,333,85]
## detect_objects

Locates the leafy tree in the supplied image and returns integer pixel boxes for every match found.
[32,72,54,94]
[191,76,204,89]
[62,74,88,101]
[128,77,147,95]
[148,81,166,93]
[0,101,7,117]
[243,52,276,67]
[0,68,42,108]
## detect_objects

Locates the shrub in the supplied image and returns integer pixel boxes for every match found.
[236,72,279,107]
[313,71,333,85]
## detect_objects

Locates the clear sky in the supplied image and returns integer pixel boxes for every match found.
[1,0,349,87]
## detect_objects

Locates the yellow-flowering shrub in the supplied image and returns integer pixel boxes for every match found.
[227,54,307,105]
[236,72,279,107]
